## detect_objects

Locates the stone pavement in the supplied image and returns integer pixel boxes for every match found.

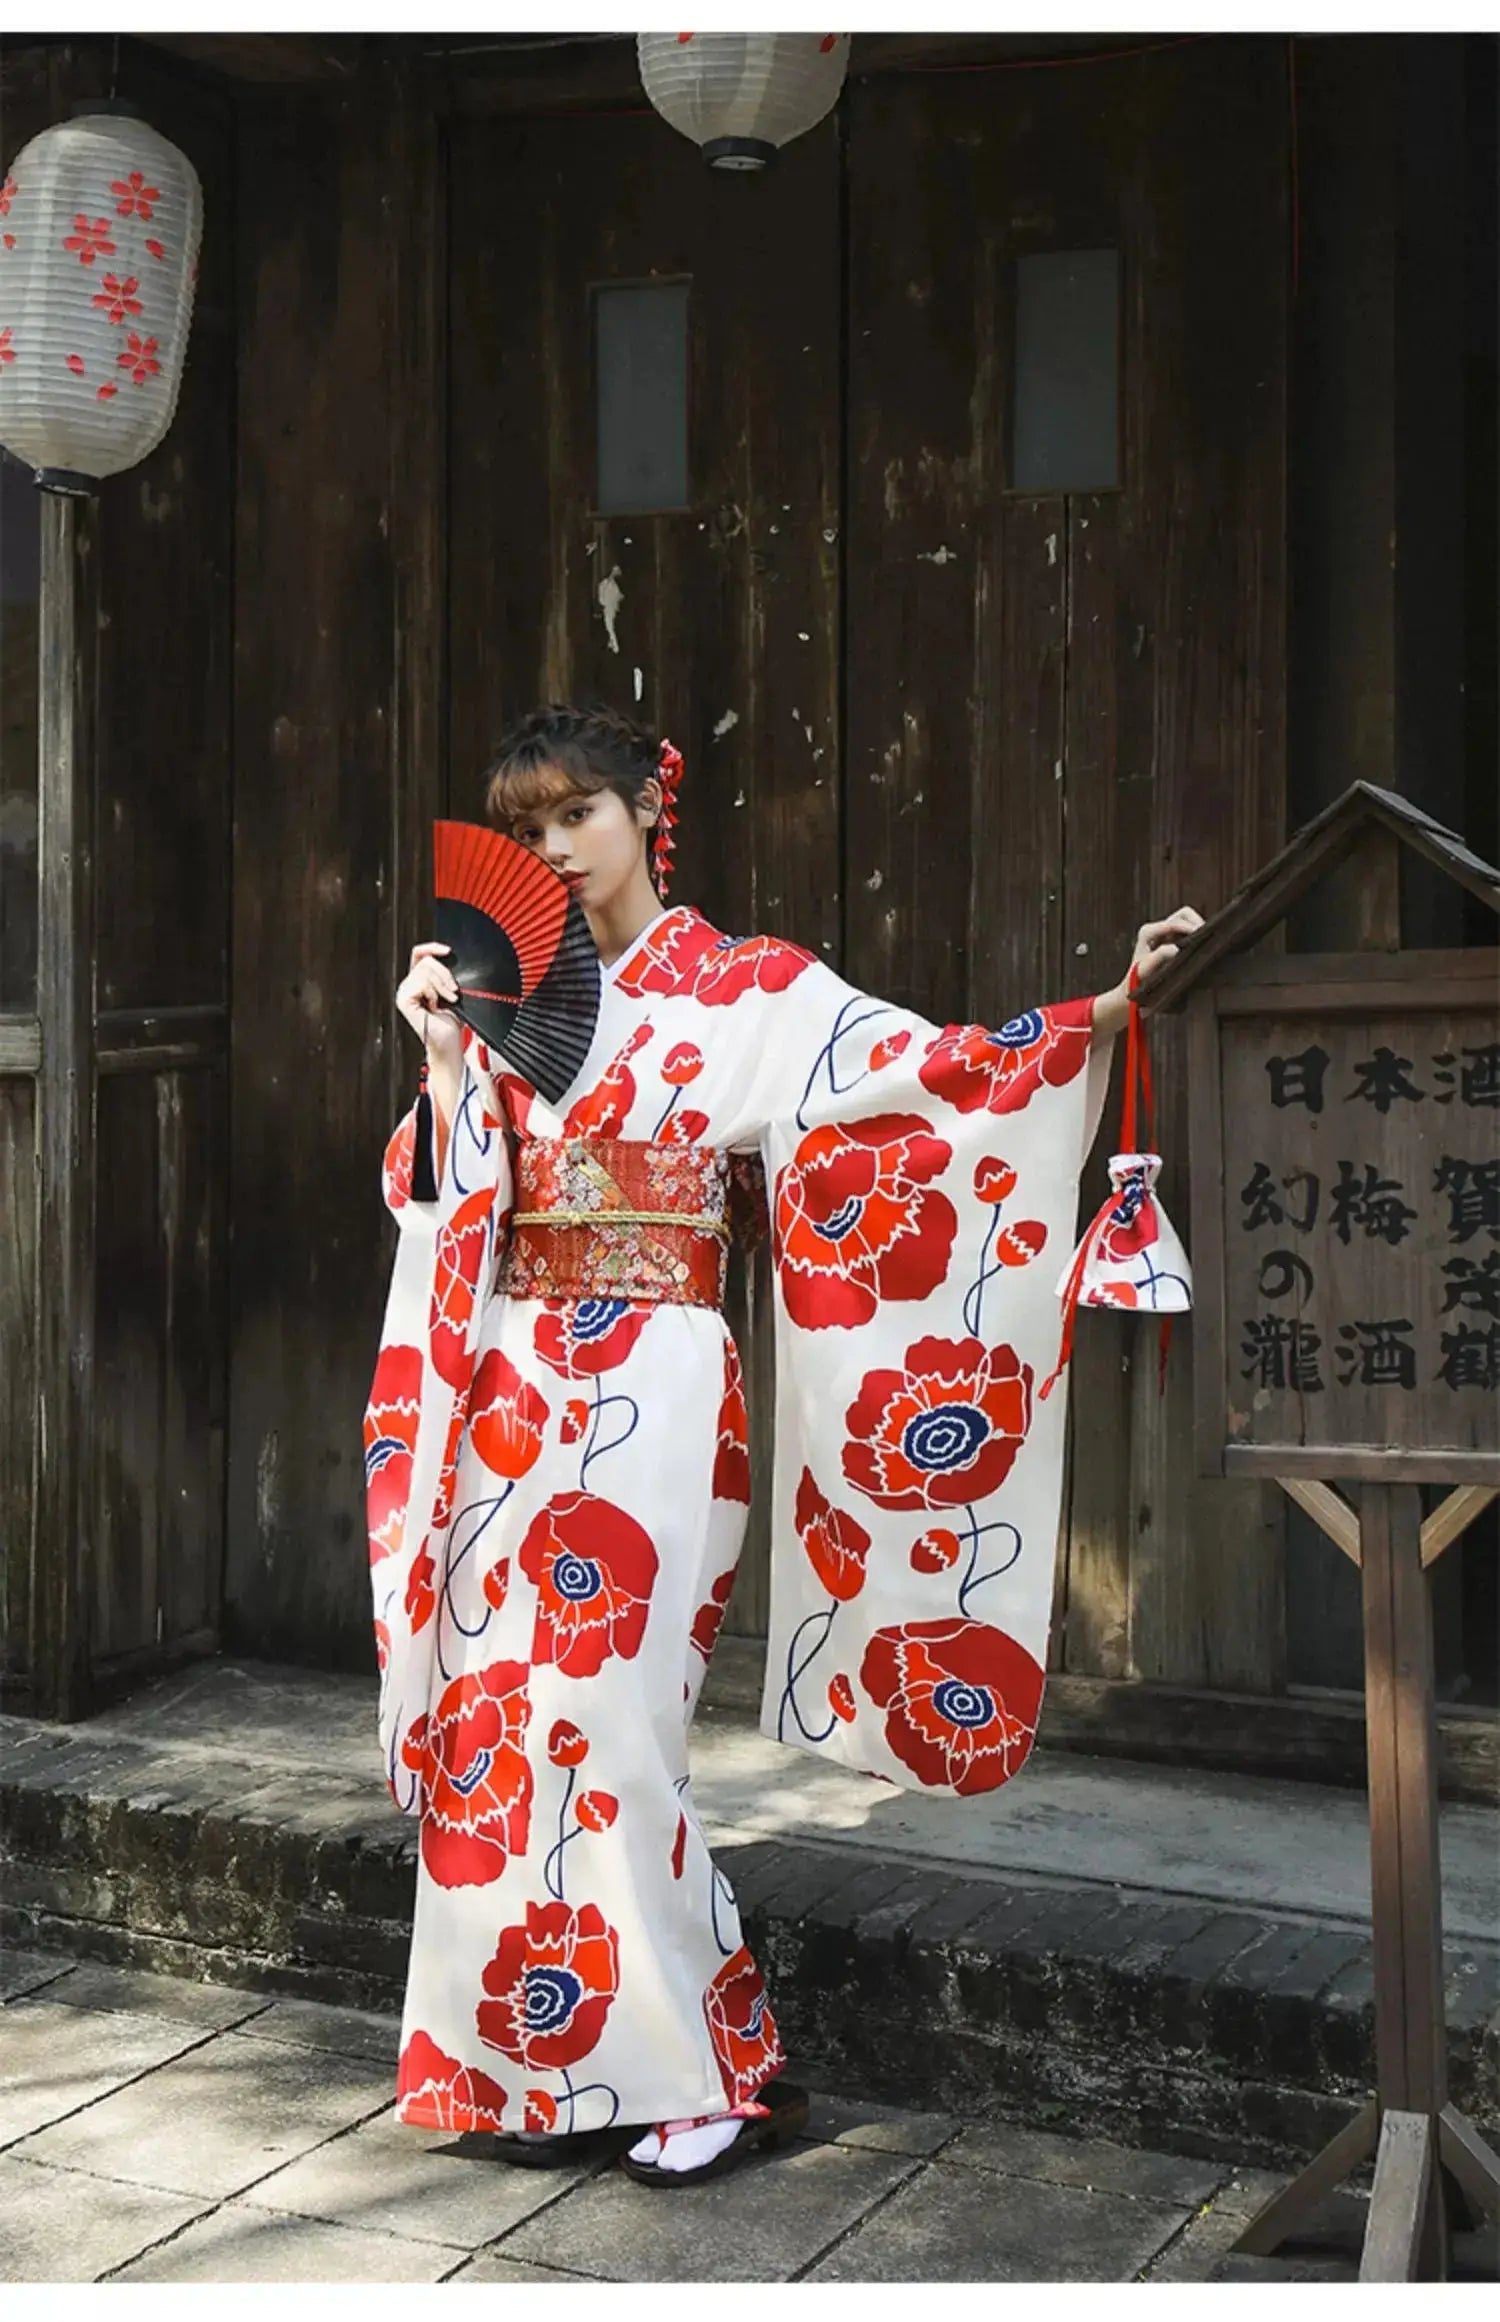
[11,1944,1480,2285]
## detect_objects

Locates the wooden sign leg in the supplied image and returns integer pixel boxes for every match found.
[1234,1479,1500,2276]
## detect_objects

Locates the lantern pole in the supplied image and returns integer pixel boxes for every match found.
[33,488,99,1718]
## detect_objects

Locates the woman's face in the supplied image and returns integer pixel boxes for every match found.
[506,770,658,915]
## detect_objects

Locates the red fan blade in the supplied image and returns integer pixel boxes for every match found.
[432,822,569,999]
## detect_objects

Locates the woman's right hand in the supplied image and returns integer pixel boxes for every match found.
[396,941,463,1061]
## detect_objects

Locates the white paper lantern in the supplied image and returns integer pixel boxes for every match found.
[637,33,850,170]
[0,103,202,495]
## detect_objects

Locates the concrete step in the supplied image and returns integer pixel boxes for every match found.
[1,1655,1497,2174]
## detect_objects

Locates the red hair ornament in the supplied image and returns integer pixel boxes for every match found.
[1041,970,1192,1401]
[653,738,684,896]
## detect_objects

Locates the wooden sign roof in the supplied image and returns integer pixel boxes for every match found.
[1142,781,1500,1015]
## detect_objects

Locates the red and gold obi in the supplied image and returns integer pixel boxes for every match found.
[497,1137,732,1311]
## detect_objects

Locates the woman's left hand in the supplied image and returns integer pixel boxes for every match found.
[1094,907,1205,1036]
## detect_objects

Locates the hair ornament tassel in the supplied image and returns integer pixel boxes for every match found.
[654,737,685,895]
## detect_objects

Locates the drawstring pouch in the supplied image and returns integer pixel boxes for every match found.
[1040,969,1192,1400]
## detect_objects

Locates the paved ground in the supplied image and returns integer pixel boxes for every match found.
[9,1941,1486,2286]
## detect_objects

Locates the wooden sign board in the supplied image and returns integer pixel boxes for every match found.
[1187,949,1499,1484]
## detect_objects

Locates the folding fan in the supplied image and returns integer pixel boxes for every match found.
[430,820,601,1106]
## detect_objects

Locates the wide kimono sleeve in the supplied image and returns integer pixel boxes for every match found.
[364,1045,513,1814]
[730,956,1114,1800]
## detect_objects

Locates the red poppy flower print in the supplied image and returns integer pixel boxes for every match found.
[469,1346,548,1481]
[396,2031,508,2134]
[431,1187,495,1388]
[974,1159,1017,1205]
[374,1617,391,1673]
[90,272,142,325]
[911,1527,962,1574]
[576,1789,618,1832]
[616,908,815,1007]
[405,1546,436,1634]
[561,1398,589,1445]
[431,1406,466,1534]
[658,1107,710,1146]
[828,1673,856,1723]
[64,214,115,264]
[671,1812,688,1879]
[525,2089,558,2132]
[564,1024,652,1137]
[690,1564,735,1664]
[794,1468,871,1602]
[776,1114,956,1330]
[919,998,1094,1118]
[417,1660,533,1887]
[713,1340,751,1503]
[860,1618,1045,1794]
[662,1041,704,1086]
[382,1109,417,1210]
[868,1030,912,1073]
[534,1298,649,1380]
[519,1492,659,1677]
[476,1899,621,2071]
[482,1554,509,1612]
[548,1719,588,1767]
[842,1335,1034,1512]
[112,171,161,220]
[703,1947,785,2106]
[497,1072,536,1138]
[364,1342,423,1564]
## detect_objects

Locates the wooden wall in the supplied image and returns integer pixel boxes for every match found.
[4,32,1492,1752]
[0,38,234,1704]
[223,56,444,1665]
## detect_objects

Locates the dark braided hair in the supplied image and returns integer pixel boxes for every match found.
[483,702,662,831]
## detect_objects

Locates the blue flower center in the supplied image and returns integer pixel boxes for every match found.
[994,1009,1045,1050]
[450,1747,493,1797]
[814,1195,865,1243]
[554,1553,604,1603]
[744,1990,766,2038]
[932,1679,997,1730]
[1111,1172,1148,1225]
[901,1402,988,1473]
[573,1298,628,1345]
[525,1966,583,2030]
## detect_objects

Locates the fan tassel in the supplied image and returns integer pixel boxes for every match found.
[412,1063,439,1202]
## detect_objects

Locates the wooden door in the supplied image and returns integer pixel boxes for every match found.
[447,107,842,1630]
[842,42,1290,1690]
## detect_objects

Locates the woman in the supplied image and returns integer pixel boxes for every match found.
[367,702,1200,2185]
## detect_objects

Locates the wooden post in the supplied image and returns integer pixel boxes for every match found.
[33,491,99,1719]
[1234,1480,1500,2276]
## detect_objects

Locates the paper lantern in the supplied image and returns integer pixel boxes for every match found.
[637,34,850,170]
[0,102,201,495]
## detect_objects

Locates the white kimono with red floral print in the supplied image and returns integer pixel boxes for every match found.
[366,904,1110,2136]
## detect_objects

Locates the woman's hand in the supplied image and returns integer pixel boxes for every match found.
[1093,908,1204,1038]
[396,941,463,1060]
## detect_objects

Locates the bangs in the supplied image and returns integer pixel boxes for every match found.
[484,753,606,827]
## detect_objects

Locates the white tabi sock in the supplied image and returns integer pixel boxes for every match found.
[626,2113,746,2172]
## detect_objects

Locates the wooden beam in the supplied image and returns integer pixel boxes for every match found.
[1360,2109,1437,2281]
[1278,1477,1361,1566]
[1421,1486,1499,1568]
[1231,2097,1378,2254]
[34,493,99,1720]
[1437,2105,1500,2216]
[0,1020,41,1074]
[133,34,365,84]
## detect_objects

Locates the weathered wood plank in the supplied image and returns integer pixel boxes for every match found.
[34,492,99,1719]
[0,1078,37,1694]
[226,70,407,1667]
[447,104,840,1637]
[92,1071,162,1664]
